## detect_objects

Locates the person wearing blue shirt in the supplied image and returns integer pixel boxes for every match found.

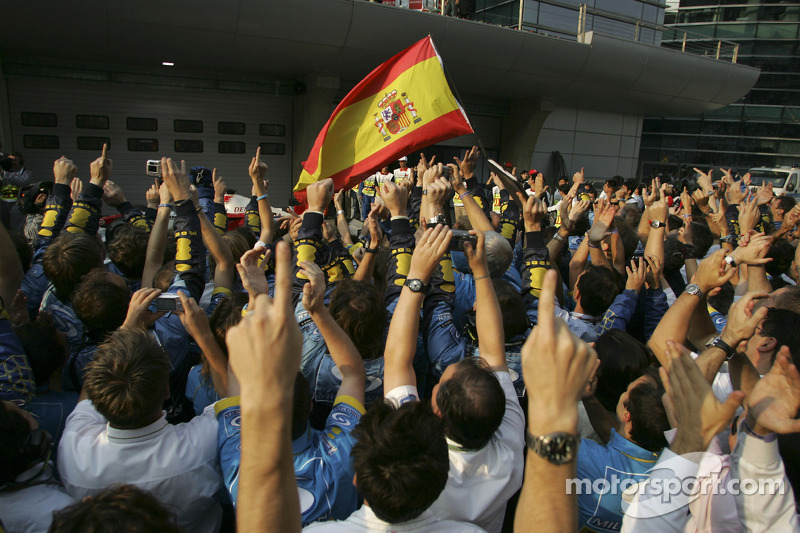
[217,250,366,526]
[576,374,669,532]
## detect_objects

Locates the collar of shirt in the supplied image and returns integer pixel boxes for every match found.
[570,311,602,324]
[608,428,660,463]
[106,413,169,442]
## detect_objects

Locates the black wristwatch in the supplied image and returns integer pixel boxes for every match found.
[709,336,736,360]
[403,279,428,294]
[525,431,579,465]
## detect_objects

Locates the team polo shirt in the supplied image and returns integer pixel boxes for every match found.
[216,394,365,526]
[0,316,35,403]
[360,175,377,197]
[576,429,661,532]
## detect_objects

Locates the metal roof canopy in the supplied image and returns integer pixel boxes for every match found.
[2,0,759,115]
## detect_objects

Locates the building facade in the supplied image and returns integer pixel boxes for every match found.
[639,1,800,178]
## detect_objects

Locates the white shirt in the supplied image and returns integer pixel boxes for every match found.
[58,400,224,533]
[303,505,486,532]
[385,371,525,533]
[0,463,75,533]
[394,168,413,182]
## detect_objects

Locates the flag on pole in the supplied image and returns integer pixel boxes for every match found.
[293,36,473,211]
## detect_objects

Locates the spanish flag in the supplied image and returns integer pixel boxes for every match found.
[293,36,473,210]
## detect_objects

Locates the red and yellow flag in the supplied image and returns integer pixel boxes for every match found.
[293,36,473,210]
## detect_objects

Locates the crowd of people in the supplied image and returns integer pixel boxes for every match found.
[0,143,799,532]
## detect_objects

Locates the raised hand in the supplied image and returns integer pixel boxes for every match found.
[89,143,112,186]
[643,177,660,207]
[694,168,714,194]
[70,177,83,202]
[745,347,800,435]
[755,181,774,206]
[660,340,745,453]
[299,260,326,314]
[517,191,546,232]
[587,198,617,244]
[249,146,268,185]
[692,188,710,211]
[53,156,78,185]
[213,168,227,204]
[729,233,772,266]
[463,230,488,277]
[305,178,334,213]
[176,291,213,342]
[102,180,127,207]
[408,224,452,283]
[146,180,160,208]
[237,248,271,299]
[121,287,164,330]
[644,255,663,289]
[160,158,191,202]
[625,258,647,292]
[380,179,409,218]
[454,145,480,181]
[692,249,736,295]
[719,291,769,349]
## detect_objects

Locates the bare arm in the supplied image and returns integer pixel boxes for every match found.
[450,163,493,232]
[352,207,382,283]
[199,204,235,292]
[178,292,228,395]
[383,225,452,393]
[249,147,274,244]
[466,231,507,372]
[140,183,172,288]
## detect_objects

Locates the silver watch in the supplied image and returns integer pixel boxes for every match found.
[684,283,705,299]
[525,431,579,465]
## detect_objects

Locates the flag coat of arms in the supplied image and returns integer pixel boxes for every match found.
[293,36,473,209]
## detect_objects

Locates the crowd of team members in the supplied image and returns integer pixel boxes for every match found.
[0,143,799,532]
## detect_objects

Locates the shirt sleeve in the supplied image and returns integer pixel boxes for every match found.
[492,371,525,451]
[214,397,242,506]
[383,385,420,408]
[0,319,35,403]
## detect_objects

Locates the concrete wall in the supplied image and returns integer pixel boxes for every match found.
[531,107,643,179]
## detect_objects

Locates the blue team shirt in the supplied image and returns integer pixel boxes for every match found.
[216,395,364,526]
[576,429,661,532]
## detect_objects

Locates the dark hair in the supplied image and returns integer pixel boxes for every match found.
[576,265,620,316]
[16,317,68,386]
[9,230,32,272]
[766,238,794,279]
[72,269,131,340]
[209,292,248,351]
[107,227,149,280]
[614,219,639,263]
[762,308,800,368]
[623,179,637,191]
[436,358,505,450]
[83,329,170,428]
[48,484,183,533]
[594,330,652,411]
[708,281,735,317]
[662,235,684,275]
[690,222,713,259]
[493,280,527,340]
[626,381,669,453]
[329,280,387,359]
[351,401,449,523]
[0,401,34,482]
[292,372,312,440]
[667,214,684,232]
[775,196,796,215]
[42,233,104,302]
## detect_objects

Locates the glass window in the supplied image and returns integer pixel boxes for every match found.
[127,138,159,152]
[126,117,158,131]
[744,105,783,122]
[75,115,109,129]
[21,112,57,127]
[175,140,203,153]
[218,122,246,135]
[756,22,798,40]
[77,137,110,150]
[23,135,59,149]
[218,141,246,154]
[258,143,285,155]
[259,124,286,137]
[174,119,203,133]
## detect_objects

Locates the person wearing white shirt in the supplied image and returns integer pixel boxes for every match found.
[57,328,224,533]
[393,157,414,183]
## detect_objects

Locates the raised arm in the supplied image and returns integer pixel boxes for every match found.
[464,231,507,372]
[198,192,235,293]
[299,260,365,404]
[353,205,382,283]
[383,224,452,393]
[178,292,228,396]
[63,144,111,236]
[647,250,736,367]
[249,147,274,244]
[516,269,597,533]
[449,160,494,232]
[141,183,172,288]
[225,241,302,533]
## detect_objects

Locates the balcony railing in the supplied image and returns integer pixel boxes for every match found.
[370,0,740,63]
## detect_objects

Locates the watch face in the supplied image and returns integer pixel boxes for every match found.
[542,434,577,465]
[685,283,701,295]
[406,279,422,292]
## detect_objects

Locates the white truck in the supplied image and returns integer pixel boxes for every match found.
[747,166,800,199]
